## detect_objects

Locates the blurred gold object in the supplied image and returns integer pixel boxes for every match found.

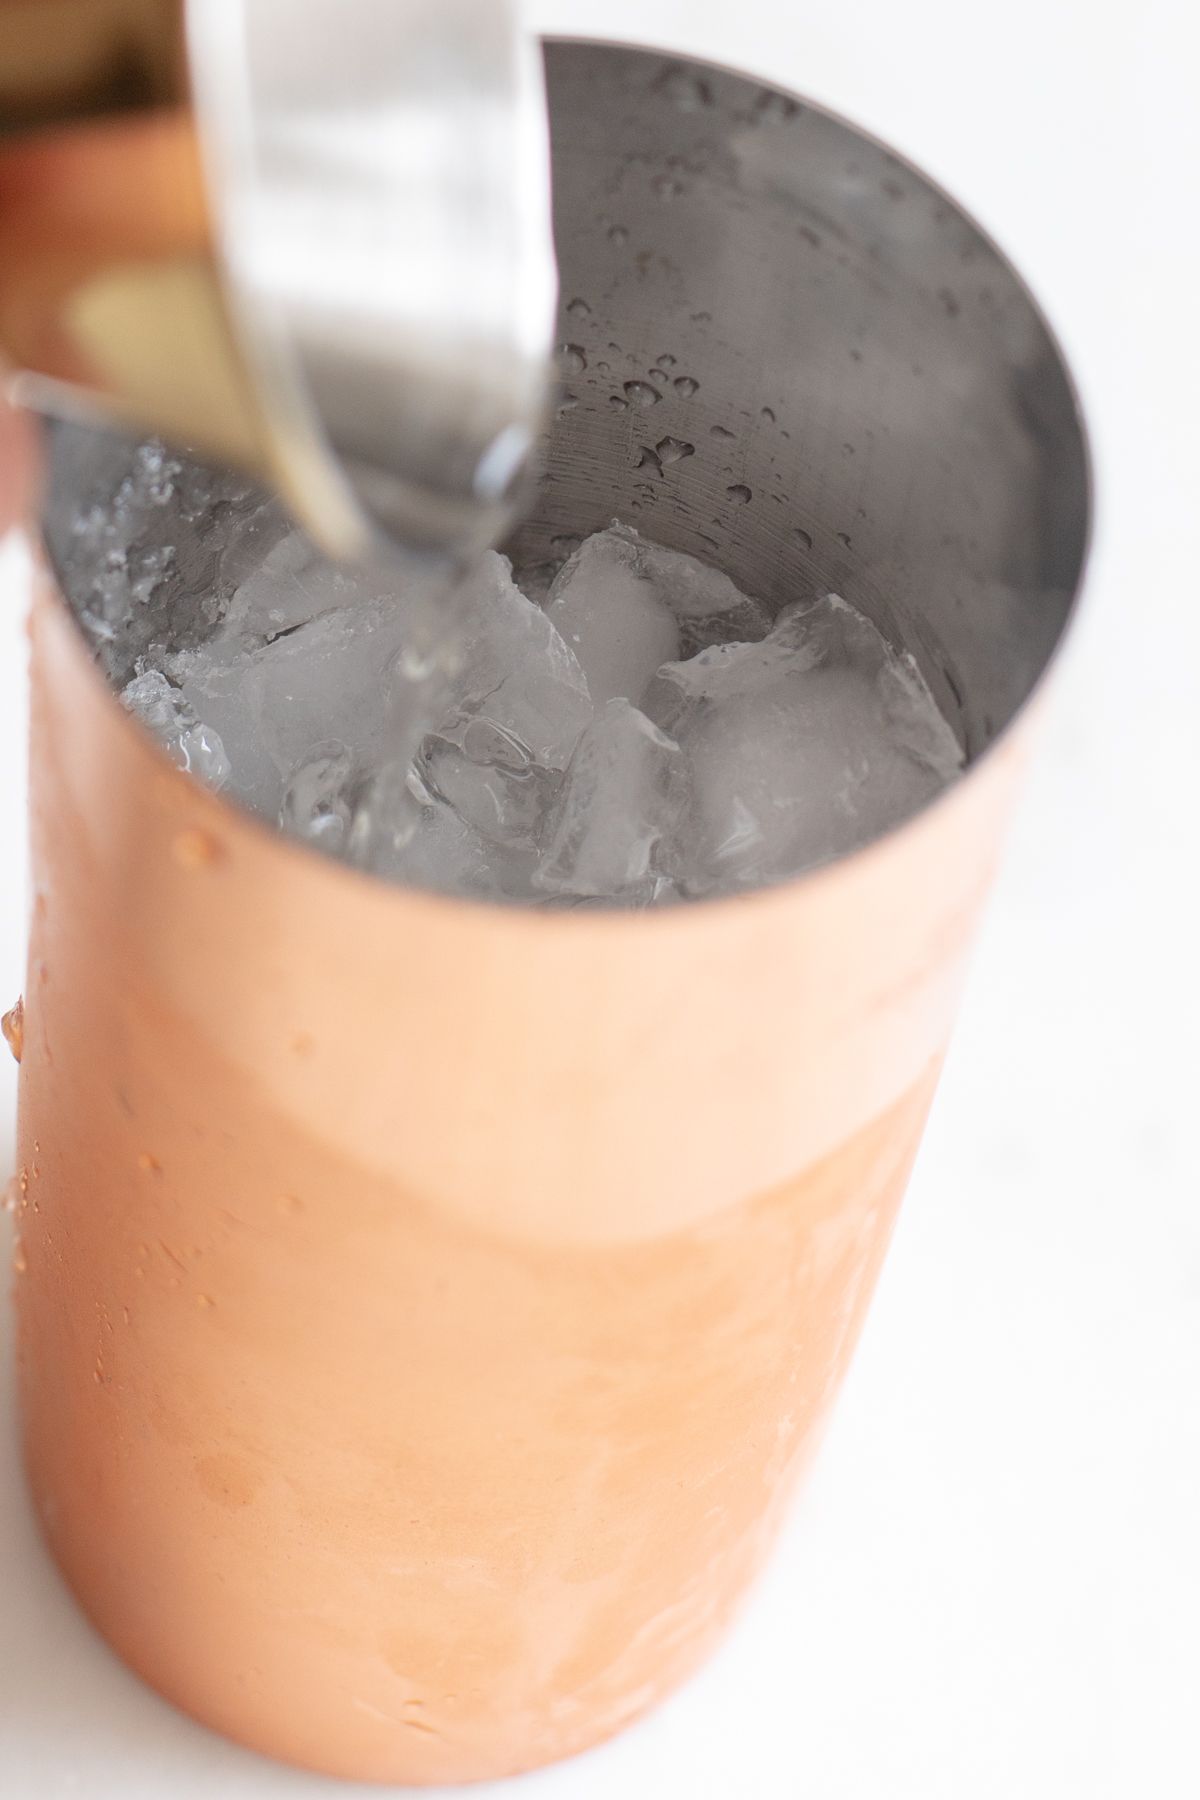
[0,1,271,473]
[0,0,557,555]
[0,0,181,124]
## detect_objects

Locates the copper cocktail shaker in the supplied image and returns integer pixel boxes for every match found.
[10,31,1089,1793]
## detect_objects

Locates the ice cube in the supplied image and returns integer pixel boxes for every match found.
[212,495,293,603]
[280,741,356,851]
[160,643,284,819]
[346,756,538,902]
[646,593,964,893]
[880,646,965,781]
[443,554,592,770]
[771,594,964,782]
[120,669,231,789]
[408,801,540,901]
[56,428,967,908]
[603,522,771,655]
[419,734,558,850]
[249,606,405,774]
[165,564,460,823]
[545,530,681,706]
[166,614,371,825]
[534,699,686,902]
[428,812,542,899]
[224,526,352,642]
[59,440,276,684]
[396,799,494,895]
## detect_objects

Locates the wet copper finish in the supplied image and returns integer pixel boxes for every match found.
[13,571,1029,1783]
[11,38,1088,1788]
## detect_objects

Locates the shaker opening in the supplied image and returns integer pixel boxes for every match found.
[40,41,1089,910]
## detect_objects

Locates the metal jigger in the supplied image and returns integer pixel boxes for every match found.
[0,0,557,556]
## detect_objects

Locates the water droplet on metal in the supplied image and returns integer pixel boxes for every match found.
[656,437,694,466]
[754,90,799,125]
[623,380,660,409]
[172,828,219,870]
[673,376,699,397]
[2,996,24,1063]
[653,65,713,111]
[138,1152,161,1175]
[837,531,853,548]
[159,1240,188,1274]
[565,296,591,319]
[655,353,677,370]
[403,1714,443,1738]
[13,1244,27,1275]
[196,1293,215,1309]
[726,484,752,504]
[710,424,735,441]
[760,406,776,424]
[276,1193,303,1217]
[556,393,578,417]
[608,394,629,411]
[636,447,663,476]
[652,174,685,201]
[559,344,587,374]
[607,224,629,246]
[794,528,814,551]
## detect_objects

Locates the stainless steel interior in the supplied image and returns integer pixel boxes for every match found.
[44,39,1089,765]
[507,41,1090,755]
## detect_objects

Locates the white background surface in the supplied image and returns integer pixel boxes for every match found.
[2,1,1198,1794]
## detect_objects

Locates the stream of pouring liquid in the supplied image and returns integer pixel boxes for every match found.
[338,546,480,869]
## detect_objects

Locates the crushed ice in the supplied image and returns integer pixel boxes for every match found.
[62,442,964,906]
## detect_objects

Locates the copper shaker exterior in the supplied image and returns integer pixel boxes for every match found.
[10,40,1089,1789]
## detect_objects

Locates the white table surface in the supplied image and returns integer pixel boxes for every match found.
[2,1,1198,1794]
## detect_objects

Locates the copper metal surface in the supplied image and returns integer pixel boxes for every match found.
[13,40,1089,1786]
